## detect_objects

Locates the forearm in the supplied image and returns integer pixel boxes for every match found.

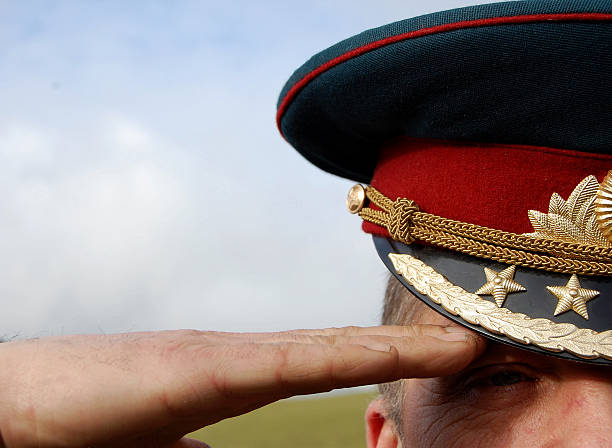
[0,341,18,448]
[0,339,46,448]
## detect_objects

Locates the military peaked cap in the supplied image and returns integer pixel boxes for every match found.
[278,0,612,365]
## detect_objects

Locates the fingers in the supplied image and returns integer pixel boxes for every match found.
[207,326,486,399]
[275,324,482,346]
[386,329,486,377]
[148,325,485,432]
[197,324,479,345]
[270,325,436,338]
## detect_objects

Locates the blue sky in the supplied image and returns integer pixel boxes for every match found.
[0,0,493,338]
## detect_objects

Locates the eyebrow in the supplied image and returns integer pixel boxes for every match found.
[466,342,551,371]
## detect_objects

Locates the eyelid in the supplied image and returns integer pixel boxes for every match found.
[460,362,539,389]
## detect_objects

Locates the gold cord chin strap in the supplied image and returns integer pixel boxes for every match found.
[358,186,612,276]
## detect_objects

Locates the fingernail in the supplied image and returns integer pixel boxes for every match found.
[362,342,392,352]
[436,326,472,342]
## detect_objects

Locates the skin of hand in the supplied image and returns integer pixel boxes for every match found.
[0,324,484,447]
[366,307,612,448]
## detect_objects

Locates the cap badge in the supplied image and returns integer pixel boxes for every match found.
[595,171,612,244]
[526,172,612,247]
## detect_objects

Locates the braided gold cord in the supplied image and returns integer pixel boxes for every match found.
[359,186,612,276]
[364,187,394,212]
[358,208,388,227]
[415,213,612,262]
[411,227,612,276]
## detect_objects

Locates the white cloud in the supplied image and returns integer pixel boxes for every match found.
[0,0,493,338]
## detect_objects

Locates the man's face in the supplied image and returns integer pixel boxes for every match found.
[399,308,612,447]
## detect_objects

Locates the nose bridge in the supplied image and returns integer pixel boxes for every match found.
[552,378,612,447]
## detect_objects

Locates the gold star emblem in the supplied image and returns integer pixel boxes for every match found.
[475,265,526,307]
[546,275,600,320]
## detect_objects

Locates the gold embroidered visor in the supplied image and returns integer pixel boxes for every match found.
[351,171,612,365]
[276,1,612,366]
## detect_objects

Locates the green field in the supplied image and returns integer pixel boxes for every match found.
[189,390,377,447]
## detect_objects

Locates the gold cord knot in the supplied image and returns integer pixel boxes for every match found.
[388,198,419,243]
[356,185,612,276]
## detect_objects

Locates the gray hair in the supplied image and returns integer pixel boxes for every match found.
[378,274,425,441]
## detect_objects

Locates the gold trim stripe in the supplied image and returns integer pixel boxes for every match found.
[360,186,612,276]
[390,253,612,360]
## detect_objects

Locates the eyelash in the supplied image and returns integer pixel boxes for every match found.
[462,363,538,391]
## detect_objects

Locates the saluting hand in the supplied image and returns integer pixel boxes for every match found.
[0,325,484,447]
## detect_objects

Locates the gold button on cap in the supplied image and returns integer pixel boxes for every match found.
[347,184,366,214]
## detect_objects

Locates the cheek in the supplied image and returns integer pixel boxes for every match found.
[400,379,548,448]
[548,380,612,441]
[400,379,507,447]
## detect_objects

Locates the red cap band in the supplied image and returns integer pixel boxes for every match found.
[363,138,612,237]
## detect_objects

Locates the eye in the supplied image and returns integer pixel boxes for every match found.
[488,369,531,387]
[463,363,538,391]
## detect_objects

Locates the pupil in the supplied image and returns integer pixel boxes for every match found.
[491,371,523,386]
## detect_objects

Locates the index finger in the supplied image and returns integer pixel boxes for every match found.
[205,326,486,401]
